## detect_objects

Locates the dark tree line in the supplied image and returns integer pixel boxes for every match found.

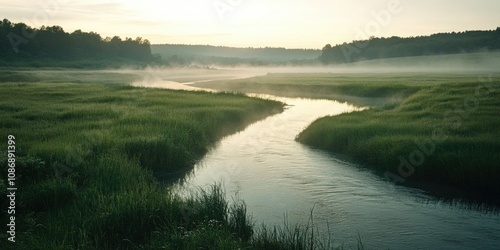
[0,19,155,67]
[319,28,500,64]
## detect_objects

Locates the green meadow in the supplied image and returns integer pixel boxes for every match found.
[196,72,500,196]
[0,70,340,249]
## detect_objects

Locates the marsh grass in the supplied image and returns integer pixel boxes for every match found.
[146,187,347,250]
[251,208,355,250]
[0,68,142,84]
[0,79,295,249]
[297,77,500,195]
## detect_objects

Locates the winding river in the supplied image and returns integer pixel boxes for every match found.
[136,72,500,249]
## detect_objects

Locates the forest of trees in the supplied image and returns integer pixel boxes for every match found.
[319,28,500,64]
[0,19,155,68]
[3,18,499,68]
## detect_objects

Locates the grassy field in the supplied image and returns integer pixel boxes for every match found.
[0,71,343,249]
[194,72,434,106]
[196,72,500,196]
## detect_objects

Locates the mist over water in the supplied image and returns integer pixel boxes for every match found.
[130,54,500,249]
[130,51,500,90]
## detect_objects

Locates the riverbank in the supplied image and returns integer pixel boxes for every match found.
[195,72,500,197]
[1,75,338,248]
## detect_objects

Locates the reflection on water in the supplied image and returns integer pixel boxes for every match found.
[169,94,500,250]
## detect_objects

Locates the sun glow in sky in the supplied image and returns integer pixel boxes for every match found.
[1,0,499,49]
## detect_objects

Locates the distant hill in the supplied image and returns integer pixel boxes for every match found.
[151,44,321,66]
[320,28,500,64]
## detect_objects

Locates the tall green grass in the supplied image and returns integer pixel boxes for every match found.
[0,82,282,172]
[297,78,500,195]
[0,80,296,249]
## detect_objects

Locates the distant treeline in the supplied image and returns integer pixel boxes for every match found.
[151,44,320,66]
[0,19,156,68]
[319,28,500,64]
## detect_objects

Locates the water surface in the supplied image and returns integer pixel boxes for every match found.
[172,94,500,249]
[138,77,500,249]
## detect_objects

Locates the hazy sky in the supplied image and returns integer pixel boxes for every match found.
[1,0,499,49]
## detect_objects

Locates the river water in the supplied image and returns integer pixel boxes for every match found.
[136,74,500,249]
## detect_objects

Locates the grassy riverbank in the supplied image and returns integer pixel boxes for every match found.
[0,74,341,248]
[197,72,500,196]
[193,72,448,106]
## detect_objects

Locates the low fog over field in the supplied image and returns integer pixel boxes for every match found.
[132,51,500,90]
